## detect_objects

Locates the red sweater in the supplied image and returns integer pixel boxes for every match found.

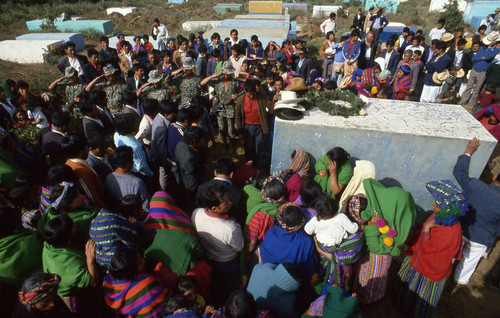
[405,214,462,281]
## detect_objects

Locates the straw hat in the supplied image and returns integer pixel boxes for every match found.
[181,56,196,70]
[483,31,500,46]
[103,65,118,76]
[456,68,465,79]
[441,32,454,42]
[432,69,450,84]
[64,66,77,78]
[221,61,235,75]
[285,77,309,91]
[148,70,163,84]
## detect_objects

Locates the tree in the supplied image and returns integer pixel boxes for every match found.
[439,0,464,33]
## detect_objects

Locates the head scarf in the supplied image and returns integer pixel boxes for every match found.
[426,180,469,225]
[348,194,367,224]
[276,202,305,232]
[19,274,60,307]
[261,176,286,203]
[379,70,391,80]
[52,181,73,209]
[289,149,310,178]
[351,69,363,82]
[400,65,411,74]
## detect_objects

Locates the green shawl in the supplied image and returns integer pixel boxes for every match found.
[144,229,204,276]
[0,231,43,284]
[2,80,15,99]
[243,182,265,214]
[245,201,283,227]
[361,178,416,256]
[314,154,353,199]
[39,205,99,240]
[42,242,91,296]
[0,146,24,190]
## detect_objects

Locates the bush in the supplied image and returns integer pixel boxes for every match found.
[439,0,464,33]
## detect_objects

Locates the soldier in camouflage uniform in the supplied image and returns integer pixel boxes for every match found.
[48,67,86,119]
[201,61,240,150]
[85,65,127,117]
[170,57,202,104]
[137,70,174,103]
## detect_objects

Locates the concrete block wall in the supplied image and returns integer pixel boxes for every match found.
[270,99,497,212]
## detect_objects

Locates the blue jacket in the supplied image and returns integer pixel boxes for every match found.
[342,39,361,62]
[472,46,500,72]
[423,53,452,86]
[453,154,500,247]
[332,43,345,63]
[207,42,224,57]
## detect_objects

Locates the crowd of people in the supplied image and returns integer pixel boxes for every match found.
[0,6,500,318]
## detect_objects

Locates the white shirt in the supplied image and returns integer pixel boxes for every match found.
[135,115,153,145]
[407,45,425,54]
[372,16,382,29]
[455,49,464,67]
[320,18,337,34]
[383,50,393,71]
[304,213,359,247]
[429,27,446,41]
[365,42,373,59]
[68,56,83,76]
[123,53,133,70]
[191,208,244,262]
[153,23,168,39]
[27,109,49,129]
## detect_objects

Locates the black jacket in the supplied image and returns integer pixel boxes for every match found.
[359,41,378,69]
[353,14,365,30]
[99,47,119,67]
[41,131,66,166]
[293,57,312,81]
[82,114,115,141]
[82,63,101,84]
[380,49,401,77]
[125,76,146,92]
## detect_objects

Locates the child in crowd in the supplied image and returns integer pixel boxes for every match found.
[477,85,500,109]
[25,95,49,130]
[12,109,31,129]
[304,194,359,248]
[429,18,446,40]
[177,276,215,314]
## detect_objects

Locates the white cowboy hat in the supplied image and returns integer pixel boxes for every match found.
[275,90,305,105]
[483,31,500,46]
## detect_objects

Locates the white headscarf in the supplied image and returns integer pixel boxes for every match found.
[339,160,376,211]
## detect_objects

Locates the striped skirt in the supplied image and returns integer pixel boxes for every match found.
[395,256,448,318]
[353,251,392,304]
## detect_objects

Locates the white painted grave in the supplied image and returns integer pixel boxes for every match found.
[271,98,497,211]
[107,7,138,16]
[0,40,63,64]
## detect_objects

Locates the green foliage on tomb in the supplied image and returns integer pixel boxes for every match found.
[303,89,366,118]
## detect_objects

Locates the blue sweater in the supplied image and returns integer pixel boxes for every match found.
[472,46,500,72]
[453,154,500,247]
[423,53,452,86]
